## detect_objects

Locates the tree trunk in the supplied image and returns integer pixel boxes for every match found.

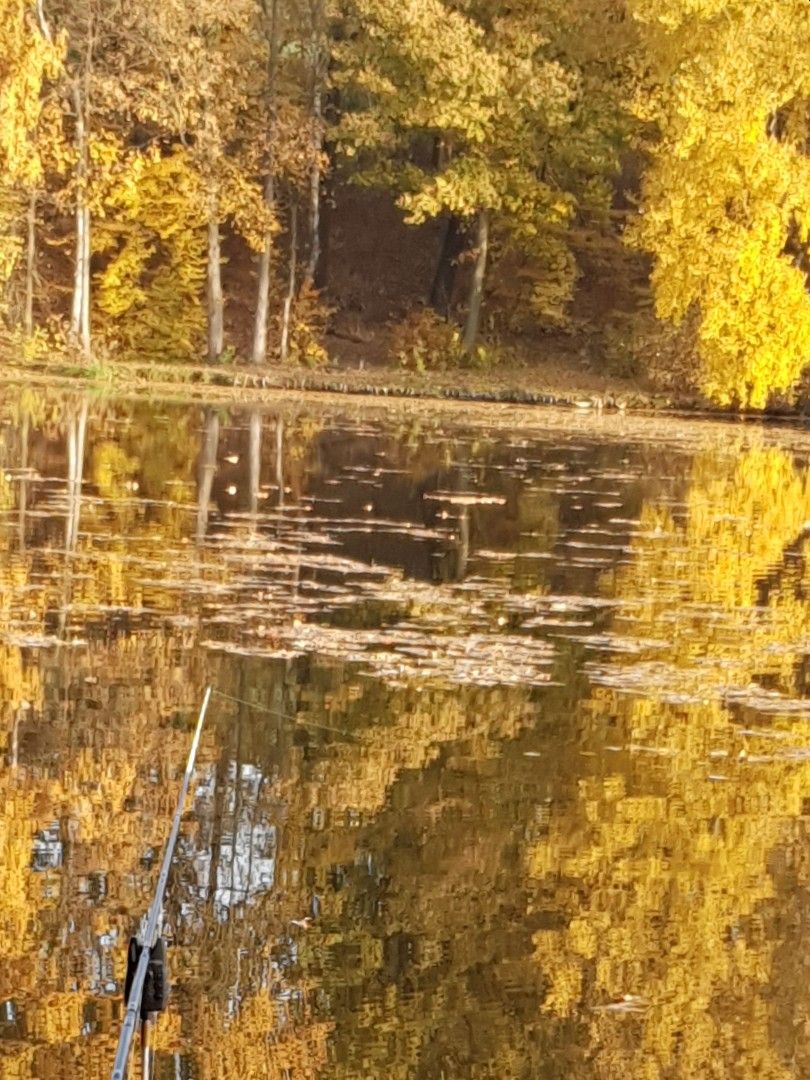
[305,85,323,285]
[207,191,224,361]
[315,169,332,291]
[280,199,298,364]
[304,0,325,285]
[70,85,88,349]
[253,176,275,364]
[253,0,280,364]
[80,204,90,353]
[462,209,490,354]
[314,97,337,291]
[24,191,36,336]
[429,213,465,316]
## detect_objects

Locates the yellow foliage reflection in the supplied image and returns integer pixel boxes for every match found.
[530,442,810,1078]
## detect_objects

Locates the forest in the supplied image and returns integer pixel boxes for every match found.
[2,0,810,408]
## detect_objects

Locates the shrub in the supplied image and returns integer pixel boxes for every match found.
[390,309,465,371]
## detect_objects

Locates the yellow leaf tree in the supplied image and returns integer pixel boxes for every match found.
[629,0,810,408]
[0,0,62,332]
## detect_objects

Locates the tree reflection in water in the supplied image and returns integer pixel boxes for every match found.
[1,394,810,1077]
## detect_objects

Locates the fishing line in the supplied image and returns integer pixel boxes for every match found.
[211,688,361,741]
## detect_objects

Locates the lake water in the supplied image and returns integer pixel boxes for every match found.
[3,387,810,1078]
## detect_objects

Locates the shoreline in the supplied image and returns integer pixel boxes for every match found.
[1,346,807,423]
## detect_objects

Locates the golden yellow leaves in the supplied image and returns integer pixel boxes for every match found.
[629,0,810,406]
[93,149,207,360]
[0,0,63,186]
[338,0,627,336]
[0,0,64,296]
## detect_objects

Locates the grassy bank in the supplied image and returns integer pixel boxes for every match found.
[0,339,711,415]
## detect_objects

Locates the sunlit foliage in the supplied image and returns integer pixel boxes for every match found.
[94,149,207,360]
[628,0,810,407]
[0,0,62,300]
[2,0,810,401]
[338,0,631,331]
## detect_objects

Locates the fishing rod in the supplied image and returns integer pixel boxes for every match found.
[110,686,212,1080]
[109,684,355,1077]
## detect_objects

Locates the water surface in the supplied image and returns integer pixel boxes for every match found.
[3,389,810,1078]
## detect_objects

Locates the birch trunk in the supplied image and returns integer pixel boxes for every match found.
[70,85,88,349]
[80,204,90,353]
[207,192,224,361]
[24,191,36,336]
[279,199,298,364]
[252,0,280,364]
[462,209,490,354]
[252,176,274,364]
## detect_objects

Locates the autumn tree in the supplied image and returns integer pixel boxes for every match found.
[337,0,630,352]
[628,0,810,407]
[0,0,62,333]
[251,0,329,365]
[106,1,274,361]
[42,0,109,354]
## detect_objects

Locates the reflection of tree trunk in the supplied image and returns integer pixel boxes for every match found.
[24,191,36,336]
[756,525,810,607]
[60,399,88,642]
[229,668,249,915]
[18,412,29,550]
[141,1027,153,1080]
[35,0,51,39]
[207,191,224,361]
[8,705,22,770]
[429,214,465,316]
[207,751,230,911]
[248,410,262,518]
[279,200,298,364]
[66,399,88,553]
[196,409,220,544]
[455,505,470,582]
[275,415,284,508]
[463,209,489,354]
